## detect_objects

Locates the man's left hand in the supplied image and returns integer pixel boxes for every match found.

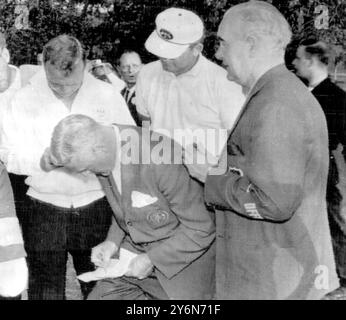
[125,253,154,279]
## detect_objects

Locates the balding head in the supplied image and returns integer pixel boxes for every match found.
[219,1,291,53]
[216,1,291,88]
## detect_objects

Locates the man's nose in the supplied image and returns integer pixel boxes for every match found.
[215,47,222,61]
[128,65,136,73]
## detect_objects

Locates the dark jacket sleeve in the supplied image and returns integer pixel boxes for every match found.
[339,89,346,150]
[205,101,306,222]
[147,163,215,279]
[98,174,126,249]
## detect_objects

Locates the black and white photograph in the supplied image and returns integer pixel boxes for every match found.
[0,0,345,306]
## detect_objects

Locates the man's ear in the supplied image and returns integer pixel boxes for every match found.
[246,35,257,58]
[307,56,316,68]
[193,43,204,56]
[1,48,10,64]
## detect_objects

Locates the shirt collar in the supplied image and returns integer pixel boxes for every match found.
[309,76,328,90]
[125,85,136,95]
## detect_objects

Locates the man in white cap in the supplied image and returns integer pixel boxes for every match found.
[136,7,245,179]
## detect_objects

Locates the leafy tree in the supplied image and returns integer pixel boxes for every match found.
[0,0,344,68]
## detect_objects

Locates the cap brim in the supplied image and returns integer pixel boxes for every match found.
[145,30,189,59]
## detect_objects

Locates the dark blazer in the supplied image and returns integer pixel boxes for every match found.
[205,65,339,299]
[312,78,346,152]
[98,126,215,299]
[121,87,141,126]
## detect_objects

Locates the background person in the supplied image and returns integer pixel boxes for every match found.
[0,33,29,262]
[119,50,143,126]
[0,32,21,118]
[293,38,346,299]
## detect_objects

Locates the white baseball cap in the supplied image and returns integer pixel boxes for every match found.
[145,8,204,59]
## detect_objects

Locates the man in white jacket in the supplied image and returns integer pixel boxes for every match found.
[0,34,135,300]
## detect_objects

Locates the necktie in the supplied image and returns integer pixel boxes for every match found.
[124,88,130,103]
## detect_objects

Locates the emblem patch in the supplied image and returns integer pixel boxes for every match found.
[159,28,173,41]
[244,203,263,220]
[147,210,169,226]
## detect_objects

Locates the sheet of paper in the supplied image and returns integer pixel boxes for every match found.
[77,248,138,282]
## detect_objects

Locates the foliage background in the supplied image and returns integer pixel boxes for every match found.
[0,0,345,68]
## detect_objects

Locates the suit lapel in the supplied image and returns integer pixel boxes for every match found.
[98,174,126,217]
[219,64,286,159]
[230,65,288,137]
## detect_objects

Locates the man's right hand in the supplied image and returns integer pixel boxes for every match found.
[91,240,118,268]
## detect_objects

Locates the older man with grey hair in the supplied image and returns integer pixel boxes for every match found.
[192,0,339,299]
[42,114,215,300]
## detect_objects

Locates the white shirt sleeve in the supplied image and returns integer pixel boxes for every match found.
[217,78,245,130]
[0,95,44,175]
[109,90,136,126]
[135,67,151,118]
[107,72,125,92]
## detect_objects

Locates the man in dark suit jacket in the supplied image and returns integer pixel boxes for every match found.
[119,51,142,126]
[188,1,339,299]
[41,114,215,300]
[293,38,346,299]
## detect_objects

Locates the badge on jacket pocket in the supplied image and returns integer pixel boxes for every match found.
[146,210,169,227]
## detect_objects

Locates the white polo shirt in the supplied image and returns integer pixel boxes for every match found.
[136,55,245,160]
[0,69,135,208]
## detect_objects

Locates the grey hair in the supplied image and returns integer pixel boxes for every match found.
[50,114,99,166]
[225,0,292,51]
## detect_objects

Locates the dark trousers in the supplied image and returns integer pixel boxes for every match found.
[327,157,346,282]
[17,196,112,300]
[87,275,169,300]
[0,295,21,300]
